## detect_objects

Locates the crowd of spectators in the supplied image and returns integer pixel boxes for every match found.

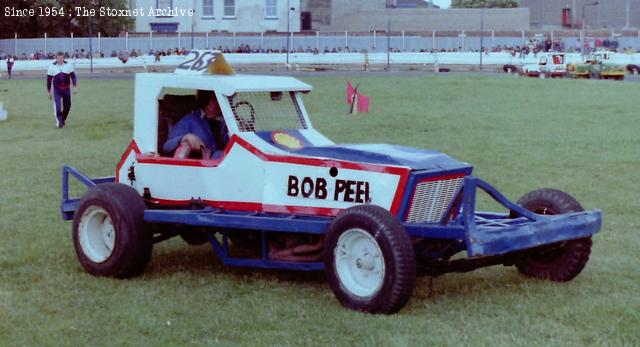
[1,38,638,61]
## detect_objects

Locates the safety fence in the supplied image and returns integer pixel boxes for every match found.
[2,52,640,72]
[2,30,640,59]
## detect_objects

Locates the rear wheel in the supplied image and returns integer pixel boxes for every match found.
[324,205,416,314]
[72,183,152,278]
[515,189,592,282]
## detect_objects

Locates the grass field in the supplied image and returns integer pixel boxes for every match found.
[0,74,638,346]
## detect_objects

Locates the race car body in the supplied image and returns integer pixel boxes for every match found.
[520,53,567,78]
[60,51,602,314]
[568,51,626,80]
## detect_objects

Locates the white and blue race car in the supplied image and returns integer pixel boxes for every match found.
[61,51,601,314]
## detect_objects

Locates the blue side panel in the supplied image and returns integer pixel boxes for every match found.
[144,208,332,233]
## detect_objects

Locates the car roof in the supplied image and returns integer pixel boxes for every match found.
[136,73,312,96]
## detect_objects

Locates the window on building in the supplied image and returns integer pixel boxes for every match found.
[224,0,235,17]
[202,0,214,17]
[156,0,173,17]
[265,0,277,18]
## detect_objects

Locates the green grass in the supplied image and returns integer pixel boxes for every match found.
[0,75,638,346]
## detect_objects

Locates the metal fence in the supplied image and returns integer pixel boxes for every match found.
[2,31,640,58]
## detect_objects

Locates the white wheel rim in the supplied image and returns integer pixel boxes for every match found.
[334,228,385,298]
[79,206,116,263]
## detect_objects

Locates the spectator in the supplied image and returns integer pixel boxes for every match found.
[6,55,15,79]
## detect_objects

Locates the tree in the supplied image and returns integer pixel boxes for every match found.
[451,0,519,8]
[0,0,133,39]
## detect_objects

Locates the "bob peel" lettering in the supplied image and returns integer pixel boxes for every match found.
[287,175,370,203]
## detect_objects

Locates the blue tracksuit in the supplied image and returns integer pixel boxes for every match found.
[163,110,228,157]
[47,61,77,127]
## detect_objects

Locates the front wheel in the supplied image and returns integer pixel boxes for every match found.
[515,189,592,282]
[72,183,152,278]
[324,205,416,314]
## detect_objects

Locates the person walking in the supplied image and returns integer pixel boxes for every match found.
[6,55,14,79]
[47,52,77,128]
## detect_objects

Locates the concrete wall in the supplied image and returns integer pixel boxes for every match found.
[3,52,640,73]
[134,0,301,33]
[323,0,530,32]
[520,0,640,29]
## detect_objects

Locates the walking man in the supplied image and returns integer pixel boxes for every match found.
[47,52,77,128]
[6,55,14,79]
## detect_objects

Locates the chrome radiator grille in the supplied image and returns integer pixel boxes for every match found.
[406,176,465,223]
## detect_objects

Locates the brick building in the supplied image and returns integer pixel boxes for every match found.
[301,0,530,32]
[520,0,639,29]
[132,0,301,33]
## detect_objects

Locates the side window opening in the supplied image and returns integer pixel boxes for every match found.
[156,88,229,160]
[157,89,198,156]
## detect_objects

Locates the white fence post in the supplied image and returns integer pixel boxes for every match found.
[521,30,525,46]
[150,31,153,51]
[71,32,74,56]
[125,32,129,52]
[432,30,435,51]
[316,31,319,50]
[491,29,494,49]
[14,33,18,56]
[98,32,101,54]
[344,30,348,48]
[233,32,236,47]
[178,31,181,48]
[402,30,405,51]
[44,33,47,56]
[290,31,293,51]
[260,32,263,49]
[206,32,209,48]
[373,30,376,50]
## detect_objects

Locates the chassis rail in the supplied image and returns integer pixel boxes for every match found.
[61,166,602,270]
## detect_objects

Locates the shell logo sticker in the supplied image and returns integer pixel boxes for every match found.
[272,131,304,149]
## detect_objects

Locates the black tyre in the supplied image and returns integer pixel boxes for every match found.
[324,205,416,314]
[72,183,153,278]
[515,189,592,282]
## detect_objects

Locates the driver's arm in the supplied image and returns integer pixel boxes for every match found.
[163,116,194,154]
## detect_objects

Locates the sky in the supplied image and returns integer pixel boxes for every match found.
[430,0,452,8]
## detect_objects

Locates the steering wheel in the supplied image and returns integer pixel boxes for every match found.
[233,101,256,131]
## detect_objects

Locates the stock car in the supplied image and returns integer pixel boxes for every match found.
[503,53,567,78]
[568,51,626,80]
[60,51,602,314]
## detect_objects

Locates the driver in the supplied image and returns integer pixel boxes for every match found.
[163,90,228,159]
